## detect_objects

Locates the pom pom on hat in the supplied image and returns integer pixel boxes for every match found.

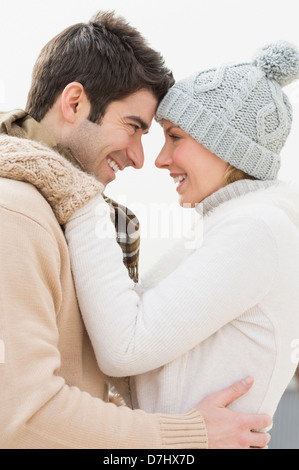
[253,40,299,87]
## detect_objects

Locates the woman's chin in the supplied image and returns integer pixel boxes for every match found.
[179,197,196,209]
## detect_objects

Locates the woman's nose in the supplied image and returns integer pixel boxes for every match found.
[155,145,172,169]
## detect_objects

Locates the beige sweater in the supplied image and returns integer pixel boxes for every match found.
[0,134,207,449]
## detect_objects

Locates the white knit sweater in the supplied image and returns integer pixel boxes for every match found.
[65,180,299,417]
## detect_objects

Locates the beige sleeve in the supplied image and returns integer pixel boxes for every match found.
[0,207,207,449]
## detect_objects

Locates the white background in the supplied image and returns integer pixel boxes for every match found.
[1,0,299,273]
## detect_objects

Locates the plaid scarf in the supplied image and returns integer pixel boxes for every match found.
[0,109,140,282]
[103,196,140,283]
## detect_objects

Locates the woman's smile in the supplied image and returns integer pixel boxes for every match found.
[171,173,187,192]
[156,120,229,207]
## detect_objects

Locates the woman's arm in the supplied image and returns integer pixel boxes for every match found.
[65,194,278,377]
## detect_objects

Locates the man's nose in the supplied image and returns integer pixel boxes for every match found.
[127,140,144,169]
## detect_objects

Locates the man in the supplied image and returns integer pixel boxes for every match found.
[0,10,271,449]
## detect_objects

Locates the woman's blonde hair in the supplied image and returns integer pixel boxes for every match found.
[224,164,256,185]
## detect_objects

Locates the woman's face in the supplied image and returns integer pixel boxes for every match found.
[155,120,229,207]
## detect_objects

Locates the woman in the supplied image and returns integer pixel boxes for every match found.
[64,41,299,417]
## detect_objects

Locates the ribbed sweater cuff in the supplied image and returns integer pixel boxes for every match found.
[159,409,208,449]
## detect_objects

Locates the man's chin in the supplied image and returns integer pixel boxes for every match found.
[96,174,114,187]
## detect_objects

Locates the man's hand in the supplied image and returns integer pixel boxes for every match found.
[196,377,272,449]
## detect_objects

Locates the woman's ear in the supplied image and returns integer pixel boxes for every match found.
[60,82,90,124]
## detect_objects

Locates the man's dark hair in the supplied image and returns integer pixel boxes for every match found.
[26,11,175,123]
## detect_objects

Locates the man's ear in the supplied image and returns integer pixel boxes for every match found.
[60,82,90,124]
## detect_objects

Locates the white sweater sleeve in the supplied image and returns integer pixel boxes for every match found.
[65,194,278,377]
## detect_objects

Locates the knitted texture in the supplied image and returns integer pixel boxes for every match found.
[156,41,299,180]
[0,135,103,224]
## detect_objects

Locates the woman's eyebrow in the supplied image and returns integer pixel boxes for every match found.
[165,125,179,134]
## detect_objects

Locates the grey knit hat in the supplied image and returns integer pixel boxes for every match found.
[156,41,299,180]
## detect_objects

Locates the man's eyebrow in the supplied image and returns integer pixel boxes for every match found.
[125,115,149,131]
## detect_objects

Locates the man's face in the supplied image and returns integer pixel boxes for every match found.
[64,88,158,186]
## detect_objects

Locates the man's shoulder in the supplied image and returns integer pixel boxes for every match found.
[0,177,59,231]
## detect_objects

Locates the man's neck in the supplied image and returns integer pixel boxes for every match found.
[37,113,84,170]
[39,112,63,146]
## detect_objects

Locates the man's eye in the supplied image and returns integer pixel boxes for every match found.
[131,124,140,132]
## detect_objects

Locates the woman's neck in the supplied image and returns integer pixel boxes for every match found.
[199,179,279,216]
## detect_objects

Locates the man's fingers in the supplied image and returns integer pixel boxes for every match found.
[246,413,272,431]
[215,376,254,408]
[249,430,271,449]
[195,377,273,449]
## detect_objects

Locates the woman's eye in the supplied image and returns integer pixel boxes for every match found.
[169,134,180,142]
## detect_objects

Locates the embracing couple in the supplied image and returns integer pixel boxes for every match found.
[1,10,299,449]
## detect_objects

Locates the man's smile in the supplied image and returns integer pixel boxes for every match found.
[106,156,121,174]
